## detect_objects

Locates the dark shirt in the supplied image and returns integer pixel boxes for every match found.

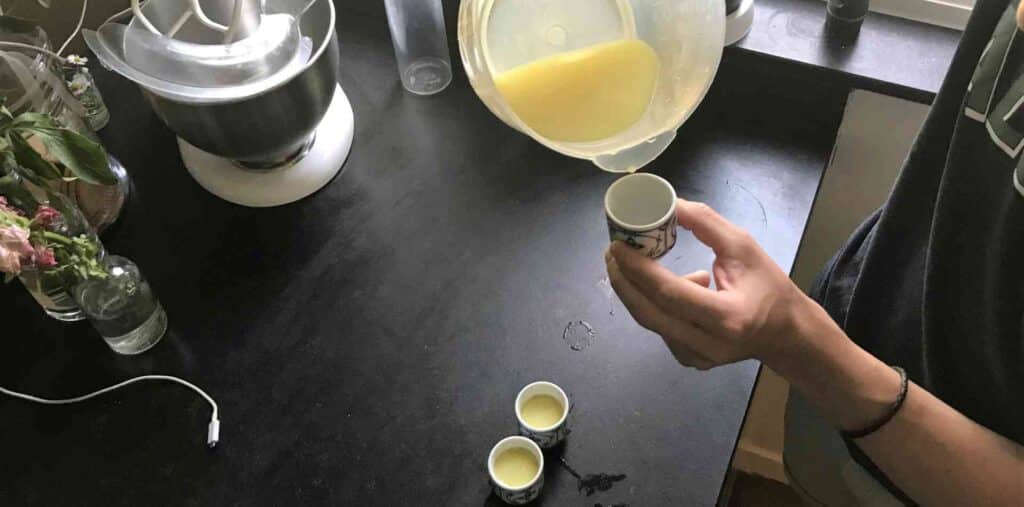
[811,0,1024,501]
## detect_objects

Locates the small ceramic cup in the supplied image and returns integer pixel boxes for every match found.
[488,436,545,505]
[515,381,570,448]
[604,172,678,259]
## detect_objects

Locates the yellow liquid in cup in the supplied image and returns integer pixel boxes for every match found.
[494,447,539,488]
[494,39,661,143]
[521,394,564,428]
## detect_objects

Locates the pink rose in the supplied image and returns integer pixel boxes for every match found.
[0,224,32,274]
[0,196,16,215]
[32,205,62,229]
[0,244,20,274]
[32,245,56,269]
[0,225,34,258]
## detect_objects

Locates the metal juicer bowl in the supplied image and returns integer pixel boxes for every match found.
[133,0,340,167]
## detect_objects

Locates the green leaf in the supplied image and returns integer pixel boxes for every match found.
[0,111,12,132]
[0,174,40,213]
[5,152,47,187]
[10,133,61,181]
[17,127,116,185]
[12,112,58,129]
[1,150,17,173]
[0,151,45,187]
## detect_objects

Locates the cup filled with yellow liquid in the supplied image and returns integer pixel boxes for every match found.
[488,436,545,505]
[515,381,570,448]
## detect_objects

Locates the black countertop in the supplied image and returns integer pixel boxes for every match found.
[0,2,849,505]
[733,0,962,103]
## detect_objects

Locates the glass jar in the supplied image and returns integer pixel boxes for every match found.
[15,189,104,321]
[72,255,167,355]
[63,56,110,131]
[0,16,129,233]
[0,16,85,134]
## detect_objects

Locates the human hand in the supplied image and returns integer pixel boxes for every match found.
[605,199,811,369]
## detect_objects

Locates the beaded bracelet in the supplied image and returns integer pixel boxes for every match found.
[841,366,909,440]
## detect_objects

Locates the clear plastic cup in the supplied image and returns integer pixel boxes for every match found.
[384,0,453,95]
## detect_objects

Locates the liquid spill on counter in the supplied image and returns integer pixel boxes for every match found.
[563,320,596,351]
[559,456,629,496]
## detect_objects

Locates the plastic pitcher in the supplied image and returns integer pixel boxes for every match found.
[458,0,724,173]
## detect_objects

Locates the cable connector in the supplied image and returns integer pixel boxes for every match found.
[207,418,220,448]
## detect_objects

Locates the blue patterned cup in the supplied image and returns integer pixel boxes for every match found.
[605,173,678,259]
[488,436,545,505]
[515,381,570,448]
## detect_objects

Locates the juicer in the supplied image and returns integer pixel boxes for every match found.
[86,0,353,207]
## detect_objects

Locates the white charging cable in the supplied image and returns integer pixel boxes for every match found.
[56,0,89,56]
[0,375,220,448]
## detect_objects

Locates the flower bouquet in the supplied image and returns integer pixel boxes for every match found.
[0,103,114,319]
[0,194,104,320]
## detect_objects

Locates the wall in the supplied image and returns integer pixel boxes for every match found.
[732,89,930,482]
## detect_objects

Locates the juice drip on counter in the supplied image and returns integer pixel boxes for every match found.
[494,448,539,488]
[521,394,564,428]
[494,39,660,143]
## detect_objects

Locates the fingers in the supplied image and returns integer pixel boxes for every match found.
[606,254,680,336]
[610,242,724,328]
[686,270,712,288]
[603,248,714,289]
[607,256,715,370]
[675,199,747,256]
[662,339,716,371]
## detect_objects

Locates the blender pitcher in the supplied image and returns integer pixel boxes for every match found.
[458,0,724,173]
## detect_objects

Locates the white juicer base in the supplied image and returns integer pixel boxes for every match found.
[725,0,755,46]
[178,85,354,208]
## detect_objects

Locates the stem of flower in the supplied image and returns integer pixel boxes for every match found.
[41,230,73,246]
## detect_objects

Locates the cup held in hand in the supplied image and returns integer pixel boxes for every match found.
[604,173,678,259]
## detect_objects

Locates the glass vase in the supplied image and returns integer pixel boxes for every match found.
[18,268,83,321]
[15,189,103,322]
[71,256,167,355]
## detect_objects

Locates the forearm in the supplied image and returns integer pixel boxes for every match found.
[767,295,1024,506]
